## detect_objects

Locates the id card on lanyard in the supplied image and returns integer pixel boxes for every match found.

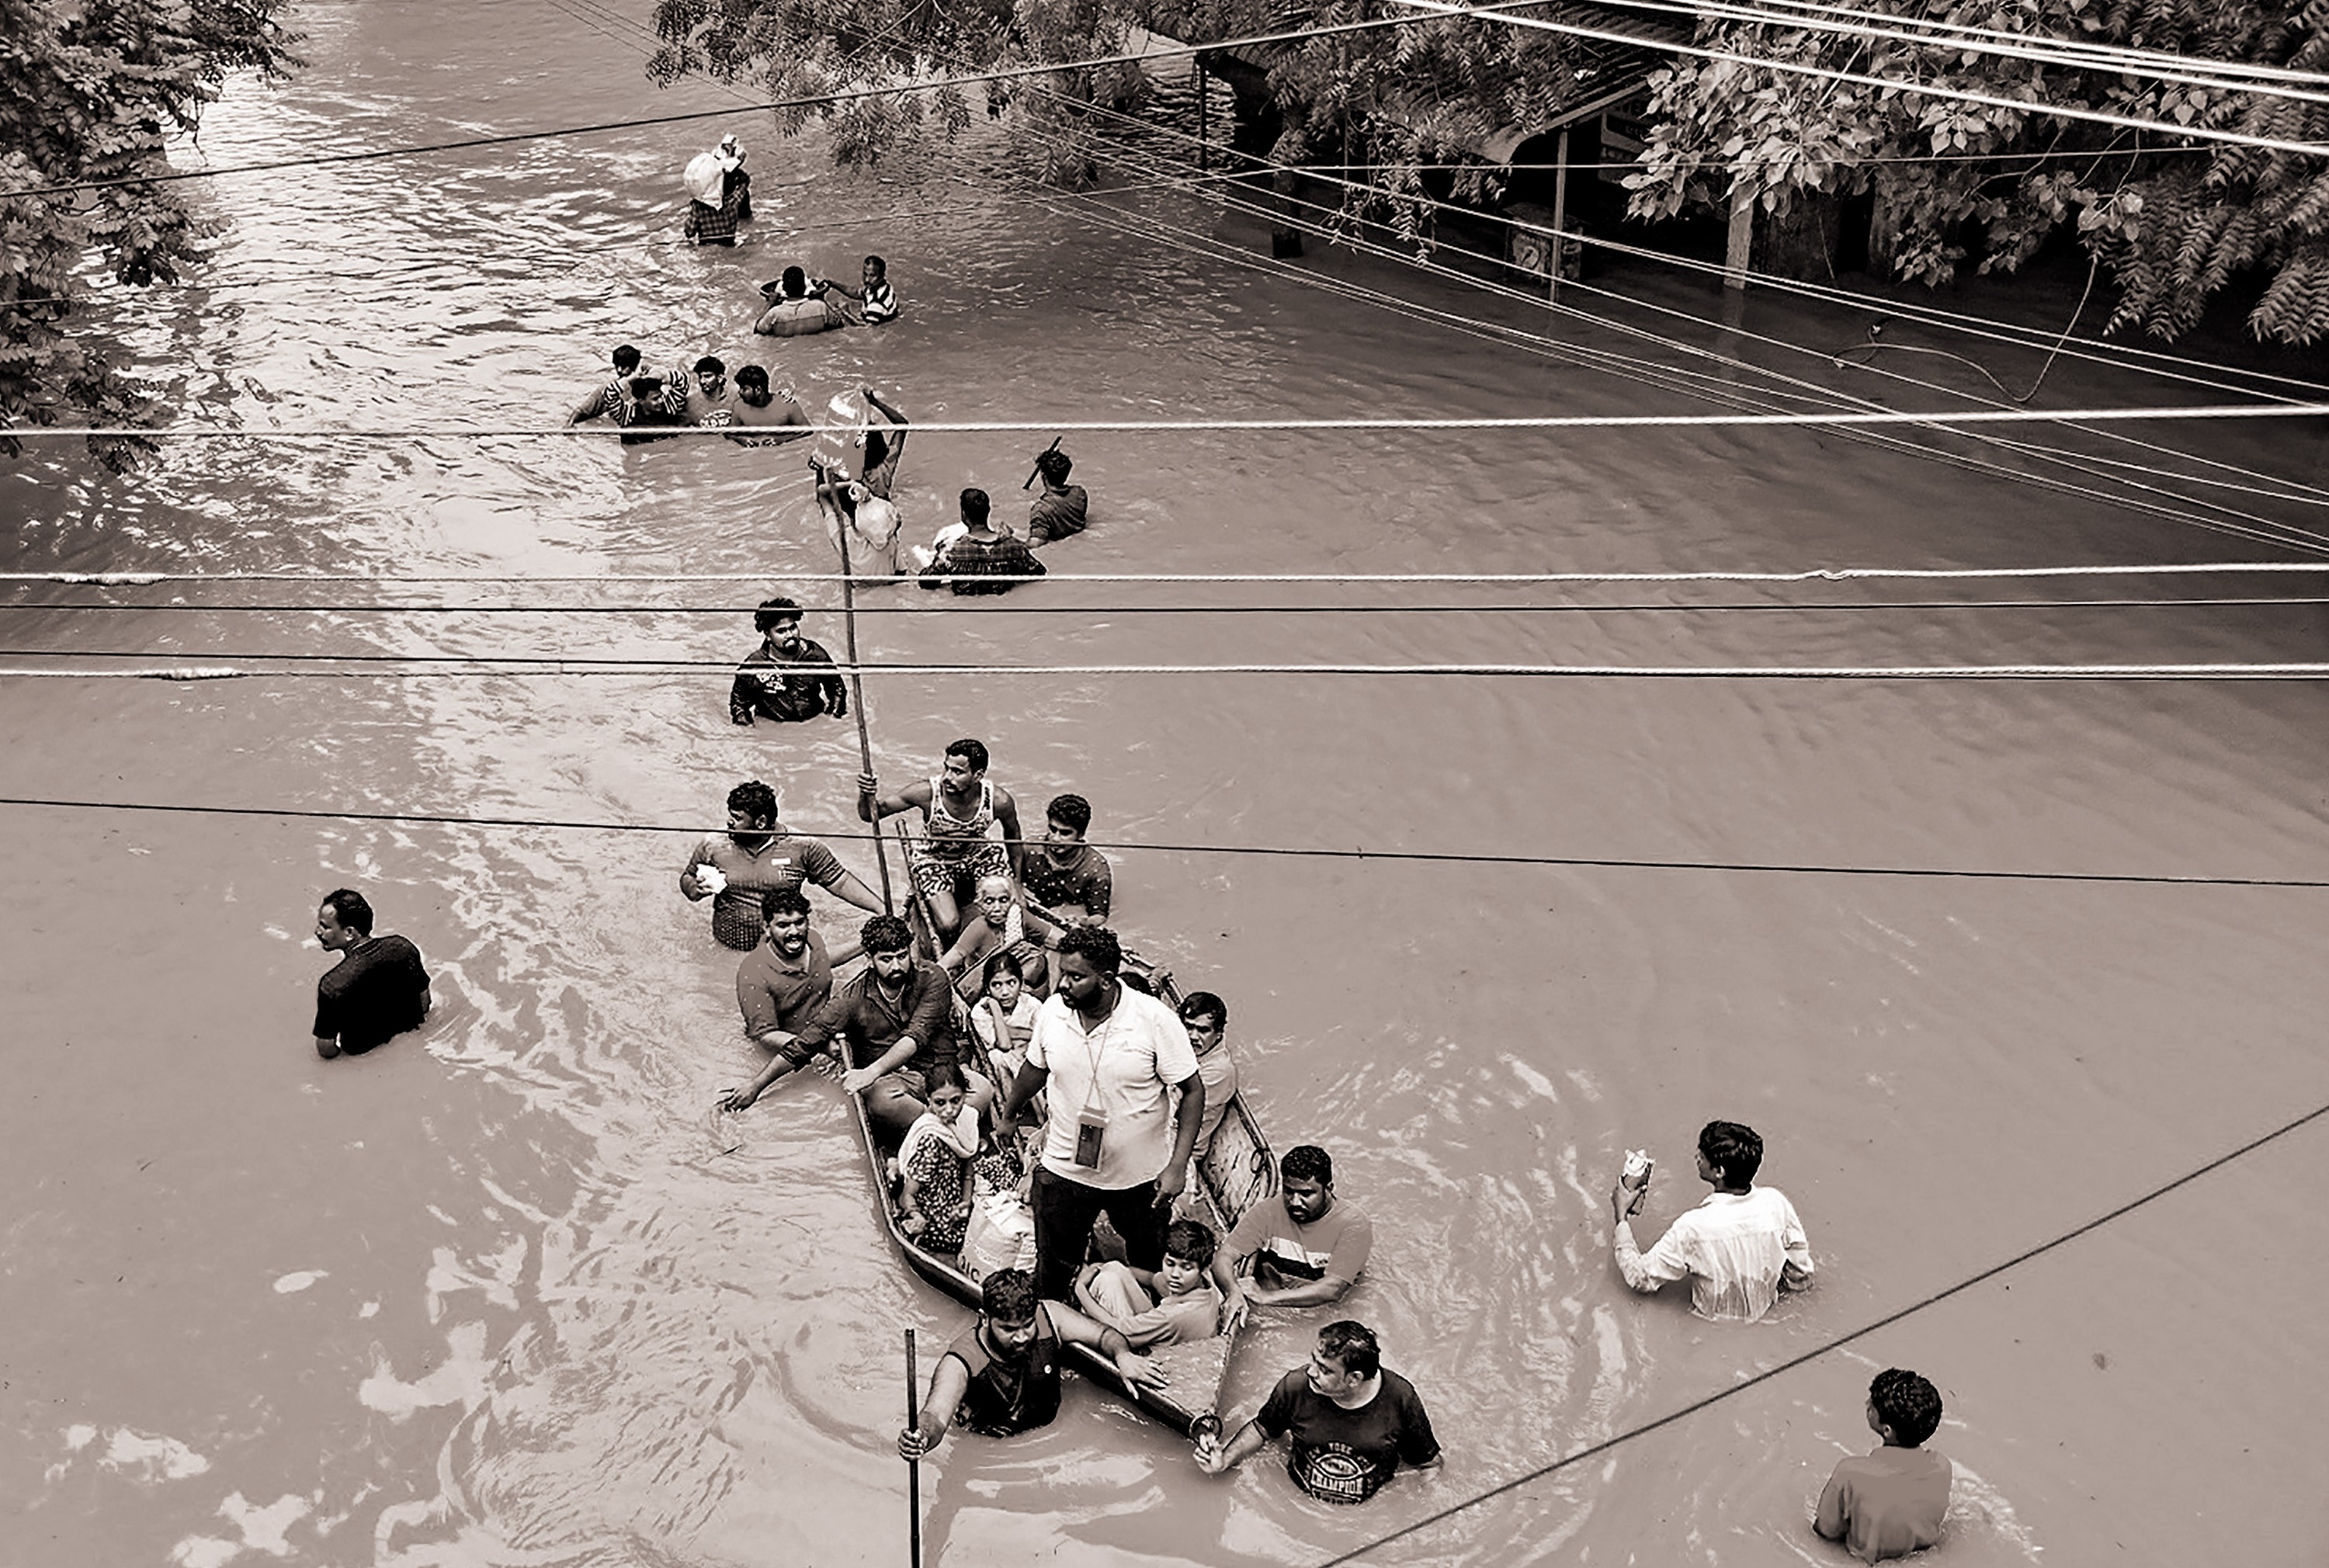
[1072,1015,1111,1169]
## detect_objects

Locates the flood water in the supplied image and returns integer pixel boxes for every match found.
[5,2,2329,1565]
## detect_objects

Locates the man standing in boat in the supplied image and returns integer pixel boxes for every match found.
[1000,926,1205,1303]
[859,739,1025,942]
[897,1268,1165,1457]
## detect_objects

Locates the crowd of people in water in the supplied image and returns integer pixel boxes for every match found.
[302,133,1959,1556]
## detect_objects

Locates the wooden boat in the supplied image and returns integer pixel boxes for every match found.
[836,821,1278,1436]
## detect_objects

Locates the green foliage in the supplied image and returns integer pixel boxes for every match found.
[1627,0,2329,344]
[1,0,300,467]
[649,0,1630,249]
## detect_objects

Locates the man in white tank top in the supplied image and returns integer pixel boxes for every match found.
[859,738,1025,941]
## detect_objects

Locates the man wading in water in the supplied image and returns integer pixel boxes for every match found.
[897,1268,1164,1455]
[311,889,432,1060]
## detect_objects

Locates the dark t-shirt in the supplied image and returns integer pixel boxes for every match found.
[1255,1367,1439,1504]
[314,935,430,1054]
[946,1305,1064,1436]
[1021,843,1112,919]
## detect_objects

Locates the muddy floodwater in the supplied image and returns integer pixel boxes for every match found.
[5,2,2329,1564]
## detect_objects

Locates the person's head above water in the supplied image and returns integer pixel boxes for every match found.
[726,778,780,831]
[753,595,802,637]
[315,888,374,949]
[960,487,991,530]
[863,254,887,283]
[782,265,808,299]
[980,1268,1040,1339]
[1035,448,1073,487]
[734,364,771,404]
[1697,1120,1763,1190]
[1868,1369,1943,1448]
[611,344,642,374]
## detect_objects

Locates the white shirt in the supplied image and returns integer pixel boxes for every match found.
[1026,984,1199,1189]
[1616,1186,1814,1323]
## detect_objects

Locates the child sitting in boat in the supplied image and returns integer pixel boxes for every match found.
[969,950,1041,1081]
[1074,1219,1224,1346]
[897,1064,981,1255]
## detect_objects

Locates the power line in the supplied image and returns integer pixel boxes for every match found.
[12,404,2329,439]
[1683,0,2329,89]
[7,595,2325,617]
[3,657,2325,679]
[7,564,2322,585]
[1383,0,2329,159]
[1009,128,2329,551]
[0,793,2322,887]
[0,2,1554,200]
[1593,0,2329,106]
[1313,1092,2329,1566]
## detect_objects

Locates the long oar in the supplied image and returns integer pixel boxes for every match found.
[831,483,896,915]
[905,1327,925,1568]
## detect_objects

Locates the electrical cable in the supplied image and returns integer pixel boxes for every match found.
[789,68,2329,551]
[9,595,2326,617]
[1586,0,2329,106]
[916,22,2329,415]
[0,1,1566,200]
[0,793,2324,887]
[1670,0,2329,89]
[1310,1092,2329,1566]
[1022,134,2329,551]
[6,564,2321,585]
[1380,0,2329,159]
[1030,92,2329,518]
[2,657,2324,679]
[12,404,2329,439]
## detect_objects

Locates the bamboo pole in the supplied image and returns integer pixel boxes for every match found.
[905,1327,924,1568]
[831,480,896,915]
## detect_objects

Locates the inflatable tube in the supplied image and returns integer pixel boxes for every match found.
[752,297,844,338]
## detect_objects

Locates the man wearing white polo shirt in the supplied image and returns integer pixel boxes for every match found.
[1000,926,1206,1301]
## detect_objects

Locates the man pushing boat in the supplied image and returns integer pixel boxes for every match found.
[896,1268,1165,1456]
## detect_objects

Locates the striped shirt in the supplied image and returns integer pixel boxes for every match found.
[1615,1186,1814,1323]
[862,277,899,323]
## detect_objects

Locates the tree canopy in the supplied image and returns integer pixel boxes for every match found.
[647,0,2329,345]
[1626,1,2329,344]
[1,0,299,466]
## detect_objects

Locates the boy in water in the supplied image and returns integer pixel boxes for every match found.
[1074,1219,1224,1346]
[1814,1369,1952,1562]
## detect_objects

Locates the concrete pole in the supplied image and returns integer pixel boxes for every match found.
[1725,180,1755,292]
[1548,126,1571,304]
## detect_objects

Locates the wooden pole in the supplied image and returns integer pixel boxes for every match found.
[831,493,895,915]
[1548,126,1571,304]
[905,1327,924,1568]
